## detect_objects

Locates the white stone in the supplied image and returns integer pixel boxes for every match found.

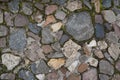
[2,53,21,70]
[66,1,82,11]
[27,37,35,46]
[97,41,108,50]
[86,57,98,67]
[62,39,81,58]
[68,60,79,72]
[87,40,97,47]
[36,74,45,80]
[51,22,63,32]
[102,10,116,23]
[108,43,120,60]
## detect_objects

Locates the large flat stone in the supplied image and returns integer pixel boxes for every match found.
[66,12,94,41]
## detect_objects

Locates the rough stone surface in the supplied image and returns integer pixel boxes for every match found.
[22,2,33,15]
[106,32,120,46]
[25,41,45,61]
[97,41,108,50]
[99,74,109,80]
[108,43,120,60]
[67,60,79,72]
[43,15,56,26]
[94,49,104,59]
[0,25,8,37]
[8,0,20,13]
[41,27,54,44]
[67,73,81,80]
[95,23,105,39]
[95,14,103,24]
[99,60,114,75]
[0,38,7,48]
[42,45,53,54]
[18,69,35,80]
[48,58,65,70]
[46,71,59,80]
[82,68,98,80]
[60,34,70,45]
[28,23,41,34]
[86,57,98,67]
[66,12,94,41]
[0,73,15,80]
[30,59,50,74]
[36,74,45,80]
[102,10,116,23]
[102,0,112,8]
[52,0,67,5]
[45,5,58,15]
[66,1,82,11]
[0,10,3,23]
[112,74,120,80]
[2,53,21,70]
[14,14,29,27]
[62,39,81,58]
[4,12,15,26]
[78,63,89,73]
[51,22,63,32]
[55,10,66,20]
[115,60,120,72]
[9,29,27,52]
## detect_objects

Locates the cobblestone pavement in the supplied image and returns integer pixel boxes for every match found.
[0,0,120,80]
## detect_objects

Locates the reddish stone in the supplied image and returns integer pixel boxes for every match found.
[78,63,89,73]
[43,15,56,26]
[67,74,81,80]
[46,71,59,80]
[42,45,53,54]
[45,5,58,15]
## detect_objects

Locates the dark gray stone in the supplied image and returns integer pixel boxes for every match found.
[60,34,70,45]
[83,0,92,9]
[95,23,105,39]
[14,14,29,27]
[51,42,61,52]
[104,52,114,64]
[52,0,67,5]
[66,12,94,41]
[9,29,27,52]
[102,0,112,8]
[18,69,35,80]
[28,23,41,34]
[8,0,20,13]
[0,0,9,2]
[99,60,114,75]
[99,74,109,80]
[30,59,50,74]
[41,28,54,44]
[47,52,64,58]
